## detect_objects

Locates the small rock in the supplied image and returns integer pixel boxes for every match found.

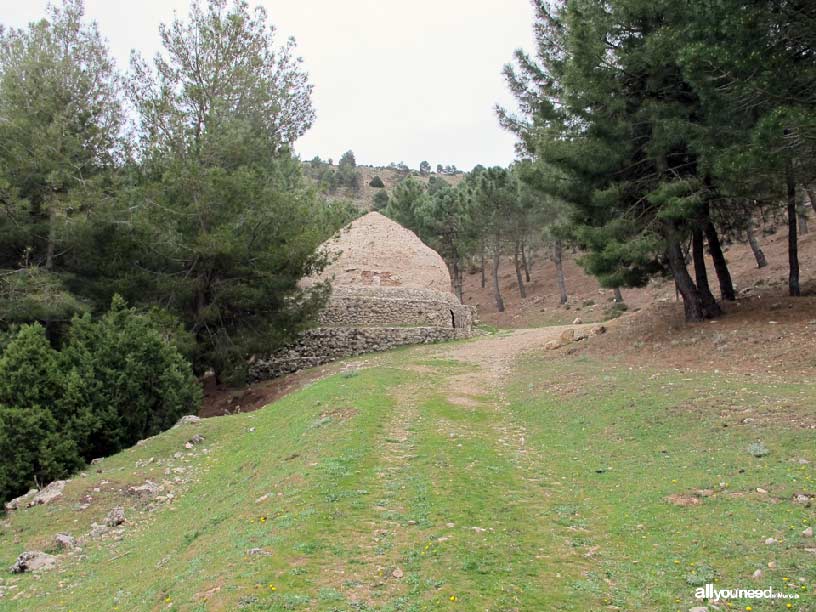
[756,488,768,494]
[446,522,455,528]
[54,533,76,550]
[793,493,812,506]
[572,317,583,325]
[407,520,417,526]
[764,537,777,545]
[89,522,109,538]
[574,331,589,341]
[172,415,201,428]
[803,526,814,538]
[797,458,810,465]
[105,507,125,527]
[188,434,205,445]
[767,561,777,569]
[689,607,708,612]
[248,427,256,433]
[255,493,270,504]
[590,325,607,336]
[127,481,160,498]
[391,567,404,579]
[27,480,66,507]
[90,458,104,465]
[752,569,763,579]
[10,551,57,574]
[247,548,271,556]
[544,339,561,351]
[184,442,194,449]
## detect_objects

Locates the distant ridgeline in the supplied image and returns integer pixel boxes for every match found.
[302,158,464,211]
[250,212,476,380]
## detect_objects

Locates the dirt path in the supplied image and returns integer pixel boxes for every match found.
[440,323,600,393]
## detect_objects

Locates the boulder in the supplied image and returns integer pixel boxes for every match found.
[173,415,201,428]
[26,480,66,508]
[9,551,57,574]
[4,489,36,511]
[54,533,76,550]
[127,481,160,498]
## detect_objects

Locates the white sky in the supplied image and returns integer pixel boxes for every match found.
[0,0,534,171]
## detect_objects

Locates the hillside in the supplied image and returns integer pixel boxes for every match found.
[305,163,464,211]
[2,217,815,610]
[462,222,816,332]
[2,280,815,609]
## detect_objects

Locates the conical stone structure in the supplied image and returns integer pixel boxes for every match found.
[251,212,476,380]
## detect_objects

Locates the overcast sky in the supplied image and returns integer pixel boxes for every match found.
[1,0,534,171]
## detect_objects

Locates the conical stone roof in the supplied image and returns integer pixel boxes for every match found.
[302,212,452,294]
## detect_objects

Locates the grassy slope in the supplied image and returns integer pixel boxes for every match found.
[0,343,814,611]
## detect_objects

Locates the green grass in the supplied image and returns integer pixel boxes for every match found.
[0,348,813,611]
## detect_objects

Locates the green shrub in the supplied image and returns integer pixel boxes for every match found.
[373,190,389,210]
[369,175,385,188]
[603,302,628,319]
[0,296,201,504]
[60,296,202,457]
[0,404,82,503]
[0,323,63,410]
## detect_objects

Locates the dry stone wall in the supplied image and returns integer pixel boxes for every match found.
[250,326,471,381]
[318,286,475,329]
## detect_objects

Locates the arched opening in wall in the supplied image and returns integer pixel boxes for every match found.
[450,310,456,329]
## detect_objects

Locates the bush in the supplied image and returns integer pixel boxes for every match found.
[60,296,202,457]
[0,404,82,504]
[369,175,385,188]
[373,190,389,210]
[0,296,201,504]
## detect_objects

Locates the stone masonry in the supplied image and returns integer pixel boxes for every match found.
[250,212,477,381]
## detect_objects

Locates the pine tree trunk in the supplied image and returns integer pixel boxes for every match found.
[480,247,486,289]
[521,241,531,282]
[704,220,736,301]
[513,241,527,298]
[554,239,567,305]
[613,287,623,303]
[786,162,800,296]
[492,248,505,312]
[667,236,705,322]
[450,257,463,302]
[746,220,767,268]
[798,211,809,235]
[692,226,721,318]
[45,205,56,271]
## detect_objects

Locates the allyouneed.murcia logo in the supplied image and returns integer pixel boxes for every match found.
[695,583,800,602]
